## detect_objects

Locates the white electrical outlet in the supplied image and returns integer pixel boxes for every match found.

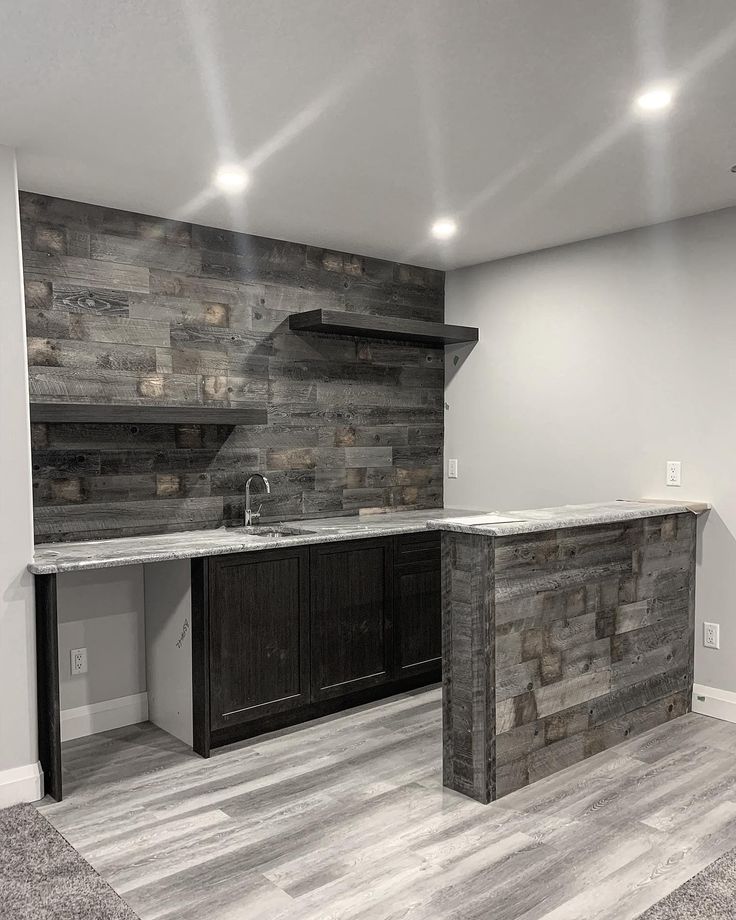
[666,460,682,487]
[704,622,720,650]
[448,458,458,479]
[71,647,88,676]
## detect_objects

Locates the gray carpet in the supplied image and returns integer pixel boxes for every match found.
[638,848,736,919]
[0,803,139,919]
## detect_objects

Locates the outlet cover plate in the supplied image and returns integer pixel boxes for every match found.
[704,622,720,650]
[666,460,682,487]
[71,647,88,676]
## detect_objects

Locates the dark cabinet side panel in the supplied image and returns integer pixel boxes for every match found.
[310,538,394,701]
[191,557,211,757]
[35,573,62,801]
[395,568,442,675]
[208,547,310,730]
[394,532,442,678]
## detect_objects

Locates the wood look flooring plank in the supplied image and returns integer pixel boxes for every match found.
[505,822,666,920]
[110,790,341,893]
[416,821,658,920]
[534,801,736,920]
[90,809,234,870]
[641,766,736,832]
[262,790,471,899]
[38,690,736,920]
[255,783,449,900]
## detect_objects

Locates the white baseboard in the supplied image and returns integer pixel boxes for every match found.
[0,761,43,807]
[61,692,149,742]
[692,683,736,724]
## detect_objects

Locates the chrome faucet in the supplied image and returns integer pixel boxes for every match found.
[244,473,270,525]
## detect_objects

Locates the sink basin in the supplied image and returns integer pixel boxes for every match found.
[237,525,316,538]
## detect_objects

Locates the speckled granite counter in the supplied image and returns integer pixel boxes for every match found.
[29,509,477,574]
[29,501,708,575]
[428,500,710,537]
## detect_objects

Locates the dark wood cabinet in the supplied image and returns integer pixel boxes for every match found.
[194,532,441,754]
[309,538,394,700]
[207,547,310,732]
[393,533,442,678]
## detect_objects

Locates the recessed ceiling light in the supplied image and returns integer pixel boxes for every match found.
[214,164,249,194]
[635,86,674,113]
[431,218,457,240]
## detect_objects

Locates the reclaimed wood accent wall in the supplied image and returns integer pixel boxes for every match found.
[20,193,444,543]
[443,514,696,803]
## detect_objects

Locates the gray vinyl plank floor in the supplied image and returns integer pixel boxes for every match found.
[38,688,736,920]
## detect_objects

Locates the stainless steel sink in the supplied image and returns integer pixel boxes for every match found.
[237,525,316,537]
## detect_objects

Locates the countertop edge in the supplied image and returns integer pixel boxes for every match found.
[28,520,439,575]
[427,501,706,537]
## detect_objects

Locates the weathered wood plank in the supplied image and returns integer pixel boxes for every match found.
[24,279,52,309]
[25,309,72,338]
[52,285,129,316]
[29,404,268,427]
[317,425,409,448]
[316,446,393,469]
[89,233,202,274]
[23,250,151,293]
[33,497,225,538]
[68,314,170,347]
[28,367,201,403]
[28,337,158,373]
[128,295,250,330]
[201,374,269,405]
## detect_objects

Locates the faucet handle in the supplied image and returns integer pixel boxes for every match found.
[252,503,263,523]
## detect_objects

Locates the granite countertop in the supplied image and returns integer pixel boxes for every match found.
[28,509,472,575]
[29,500,709,575]
[428,499,710,537]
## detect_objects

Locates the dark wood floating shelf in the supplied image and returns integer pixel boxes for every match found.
[29,403,268,426]
[289,309,479,346]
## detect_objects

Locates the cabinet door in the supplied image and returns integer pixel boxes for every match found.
[394,533,442,678]
[208,547,309,731]
[310,538,393,701]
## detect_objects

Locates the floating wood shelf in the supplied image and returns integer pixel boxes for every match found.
[288,309,479,346]
[29,403,268,426]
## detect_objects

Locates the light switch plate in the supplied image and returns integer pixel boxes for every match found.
[666,460,681,486]
[448,458,458,479]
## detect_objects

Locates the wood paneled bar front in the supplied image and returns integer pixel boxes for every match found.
[439,505,700,804]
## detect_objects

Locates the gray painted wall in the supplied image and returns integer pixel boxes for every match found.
[57,567,145,711]
[444,207,736,694]
[0,146,39,804]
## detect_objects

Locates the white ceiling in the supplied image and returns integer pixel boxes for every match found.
[1,0,736,269]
